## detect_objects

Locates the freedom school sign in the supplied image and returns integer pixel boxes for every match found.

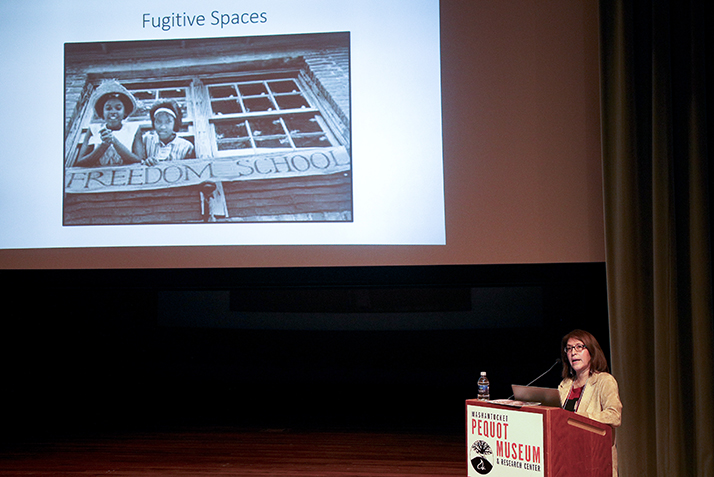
[65,147,351,193]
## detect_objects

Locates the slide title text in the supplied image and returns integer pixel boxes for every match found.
[143,11,268,31]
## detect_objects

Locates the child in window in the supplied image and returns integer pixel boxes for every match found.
[138,100,195,165]
[76,80,142,167]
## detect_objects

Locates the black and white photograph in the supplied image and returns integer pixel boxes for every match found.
[63,32,352,225]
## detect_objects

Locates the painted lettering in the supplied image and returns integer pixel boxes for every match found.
[66,148,350,194]
[496,441,541,463]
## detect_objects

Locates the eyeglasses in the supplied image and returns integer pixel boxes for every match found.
[564,344,587,353]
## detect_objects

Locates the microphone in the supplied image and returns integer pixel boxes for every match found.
[507,359,561,399]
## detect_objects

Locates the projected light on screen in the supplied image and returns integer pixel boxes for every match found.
[0,0,445,252]
[0,0,605,269]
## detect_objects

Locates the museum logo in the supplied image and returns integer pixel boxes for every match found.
[470,440,494,475]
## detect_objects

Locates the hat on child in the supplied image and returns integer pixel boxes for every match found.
[92,80,138,119]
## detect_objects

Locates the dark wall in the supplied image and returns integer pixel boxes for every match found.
[1,263,608,441]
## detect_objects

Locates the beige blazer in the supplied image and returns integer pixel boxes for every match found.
[558,371,622,476]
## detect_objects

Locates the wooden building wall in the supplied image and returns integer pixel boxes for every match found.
[64,172,352,225]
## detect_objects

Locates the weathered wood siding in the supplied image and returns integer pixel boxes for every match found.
[223,172,352,221]
[64,172,352,225]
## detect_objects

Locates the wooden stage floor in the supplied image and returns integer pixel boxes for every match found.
[0,428,465,476]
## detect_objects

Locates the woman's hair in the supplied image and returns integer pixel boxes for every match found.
[150,100,183,132]
[560,329,609,379]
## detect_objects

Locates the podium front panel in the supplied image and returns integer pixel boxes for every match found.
[466,400,612,477]
[467,402,545,476]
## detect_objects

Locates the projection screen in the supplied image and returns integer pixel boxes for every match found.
[0,0,604,269]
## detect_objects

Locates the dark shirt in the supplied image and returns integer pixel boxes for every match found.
[564,385,584,412]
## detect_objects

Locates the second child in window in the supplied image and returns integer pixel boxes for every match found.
[138,100,195,165]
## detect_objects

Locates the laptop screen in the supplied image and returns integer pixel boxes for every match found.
[511,385,562,408]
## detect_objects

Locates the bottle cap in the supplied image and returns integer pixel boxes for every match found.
[480,371,486,376]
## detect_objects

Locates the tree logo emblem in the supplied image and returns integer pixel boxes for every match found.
[470,440,494,475]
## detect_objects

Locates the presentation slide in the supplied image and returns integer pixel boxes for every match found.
[0,0,445,248]
[1,0,606,269]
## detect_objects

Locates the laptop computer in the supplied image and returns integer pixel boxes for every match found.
[511,384,562,408]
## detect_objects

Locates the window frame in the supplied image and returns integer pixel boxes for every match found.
[66,60,348,167]
[204,71,341,158]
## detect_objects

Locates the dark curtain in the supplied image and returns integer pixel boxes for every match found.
[600,0,714,474]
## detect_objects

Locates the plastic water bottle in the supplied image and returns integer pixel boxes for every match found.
[477,371,490,401]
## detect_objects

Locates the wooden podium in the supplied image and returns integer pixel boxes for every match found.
[466,399,612,476]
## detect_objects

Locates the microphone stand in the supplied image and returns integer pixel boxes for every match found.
[507,359,561,399]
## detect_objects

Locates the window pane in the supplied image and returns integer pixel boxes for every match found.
[159,88,185,99]
[212,99,243,115]
[284,114,323,134]
[133,90,156,101]
[244,96,274,112]
[215,120,251,151]
[238,82,268,96]
[217,137,251,151]
[269,79,299,94]
[133,103,152,120]
[255,137,290,148]
[293,135,329,147]
[215,120,248,139]
[209,85,238,99]
[249,117,285,137]
[275,94,310,110]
